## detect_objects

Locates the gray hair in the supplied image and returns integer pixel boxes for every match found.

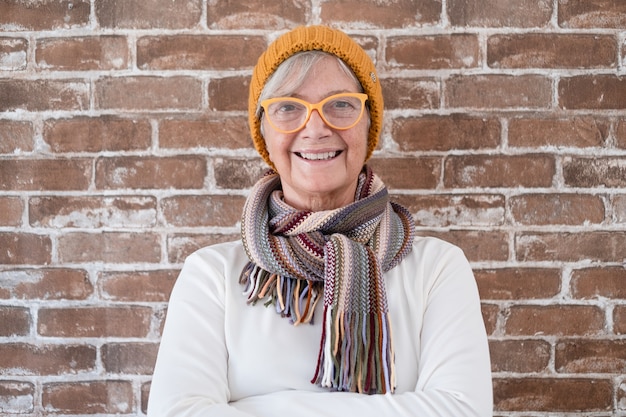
[256,50,365,120]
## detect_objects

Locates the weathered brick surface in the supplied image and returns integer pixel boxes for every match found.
[0,120,33,153]
[137,35,265,70]
[0,0,90,31]
[0,268,92,300]
[0,79,89,112]
[448,0,553,28]
[487,34,617,69]
[490,340,551,373]
[36,36,129,70]
[207,0,309,29]
[2,2,625,416]
[42,380,134,414]
[494,377,613,412]
[321,0,441,28]
[44,117,151,153]
[392,115,500,151]
[0,37,27,70]
[386,35,479,69]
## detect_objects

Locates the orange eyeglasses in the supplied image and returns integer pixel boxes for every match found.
[260,93,368,133]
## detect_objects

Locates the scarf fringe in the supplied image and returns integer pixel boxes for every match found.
[311,307,395,394]
[241,263,321,325]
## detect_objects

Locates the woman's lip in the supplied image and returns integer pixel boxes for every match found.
[295,150,342,161]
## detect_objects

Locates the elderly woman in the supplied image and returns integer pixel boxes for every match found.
[148,26,492,416]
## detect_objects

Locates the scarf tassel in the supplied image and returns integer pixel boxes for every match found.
[240,263,321,325]
[311,306,395,394]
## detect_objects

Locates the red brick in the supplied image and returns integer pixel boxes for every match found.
[391,194,505,227]
[0,197,23,227]
[209,76,250,111]
[0,233,51,265]
[161,195,245,227]
[446,75,552,109]
[159,117,251,150]
[481,304,499,335]
[102,343,159,374]
[508,116,609,148]
[505,305,605,336]
[559,76,626,110]
[425,230,509,262]
[369,157,441,190]
[488,34,617,68]
[0,268,92,300]
[616,195,626,223]
[0,381,34,414]
[0,343,96,375]
[137,35,264,70]
[96,0,201,29]
[0,79,89,112]
[556,339,626,373]
[44,116,151,152]
[444,155,555,188]
[95,156,206,190]
[213,157,270,189]
[29,196,157,228]
[0,159,91,191]
[616,306,626,335]
[38,307,152,338]
[490,340,551,373]
[517,232,626,263]
[100,270,178,302]
[95,76,202,111]
[382,78,439,110]
[387,35,478,69]
[558,0,626,28]
[0,37,27,70]
[0,0,90,31]
[494,377,613,412]
[207,0,308,29]
[36,36,128,70]
[0,307,30,337]
[392,115,500,151]
[167,233,240,264]
[510,193,605,225]
[475,268,561,300]
[563,157,626,188]
[448,0,552,27]
[617,119,626,149]
[141,382,150,414]
[42,380,133,414]
[571,267,626,299]
[58,232,161,263]
[321,0,441,27]
[0,120,33,154]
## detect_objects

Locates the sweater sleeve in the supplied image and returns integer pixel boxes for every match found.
[147,247,257,417]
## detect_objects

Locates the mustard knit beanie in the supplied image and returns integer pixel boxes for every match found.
[249,25,383,166]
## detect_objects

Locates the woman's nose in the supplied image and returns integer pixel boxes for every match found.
[302,109,331,136]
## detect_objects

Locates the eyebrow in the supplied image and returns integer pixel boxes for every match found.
[289,90,359,101]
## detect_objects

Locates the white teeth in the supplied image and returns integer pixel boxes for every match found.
[299,151,339,160]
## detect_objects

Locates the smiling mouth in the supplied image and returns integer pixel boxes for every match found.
[296,151,341,161]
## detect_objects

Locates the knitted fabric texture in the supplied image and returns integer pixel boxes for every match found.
[249,25,383,167]
[239,166,415,394]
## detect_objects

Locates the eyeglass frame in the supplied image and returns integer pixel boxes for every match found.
[260,92,369,134]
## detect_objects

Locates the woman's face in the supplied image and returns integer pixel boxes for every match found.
[262,55,369,212]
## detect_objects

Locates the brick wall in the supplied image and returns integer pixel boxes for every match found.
[1,0,625,415]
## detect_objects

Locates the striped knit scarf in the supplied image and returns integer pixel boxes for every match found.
[239,166,414,394]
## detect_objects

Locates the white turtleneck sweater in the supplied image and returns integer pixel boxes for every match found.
[148,237,493,417]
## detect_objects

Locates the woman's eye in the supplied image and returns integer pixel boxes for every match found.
[329,100,357,111]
